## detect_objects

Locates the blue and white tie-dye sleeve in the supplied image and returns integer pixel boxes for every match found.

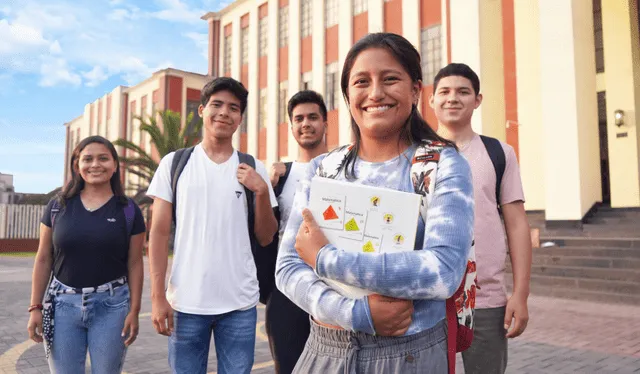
[314,148,474,300]
[275,156,376,334]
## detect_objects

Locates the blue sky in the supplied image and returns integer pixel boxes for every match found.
[0,0,230,193]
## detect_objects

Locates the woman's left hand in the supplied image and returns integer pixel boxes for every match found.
[295,209,329,269]
[122,312,139,347]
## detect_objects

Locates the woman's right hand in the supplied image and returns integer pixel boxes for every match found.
[368,294,414,336]
[27,311,44,343]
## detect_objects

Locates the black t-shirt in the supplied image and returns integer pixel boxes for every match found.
[41,195,146,288]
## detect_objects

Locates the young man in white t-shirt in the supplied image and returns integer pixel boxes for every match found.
[266,90,328,374]
[146,77,278,374]
[430,63,532,374]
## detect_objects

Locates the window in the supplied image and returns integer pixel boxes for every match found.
[301,71,313,91]
[186,100,201,137]
[593,0,604,73]
[241,26,249,65]
[224,34,233,73]
[325,62,340,111]
[353,0,367,15]
[278,81,288,124]
[279,6,289,47]
[259,16,268,56]
[301,0,312,38]
[259,88,268,129]
[325,0,338,28]
[420,25,442,85]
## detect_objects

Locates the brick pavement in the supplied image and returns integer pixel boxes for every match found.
[1,256,639,373]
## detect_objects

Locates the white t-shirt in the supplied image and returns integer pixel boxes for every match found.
[276,162,308,238]
[147,145,278,315]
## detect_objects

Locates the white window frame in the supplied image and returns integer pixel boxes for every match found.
[325,62,340,111]
[301,0,312,38]
[279,6,289,47]
[421,25,442,85]
[325,0,338,28]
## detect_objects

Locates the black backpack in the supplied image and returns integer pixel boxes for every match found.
[479,135,506,207]
[169,147,286,304]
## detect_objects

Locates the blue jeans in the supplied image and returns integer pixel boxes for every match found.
[48,283,130,374]
[169,307,257,374]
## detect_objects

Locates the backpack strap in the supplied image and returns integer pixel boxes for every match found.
[237,151,257,248]
[273,162,293,198]
[316,145,352,179]
[123,198,135,236]
[50,199,62,228]
[170,146,196,223]
[479,135,506,206]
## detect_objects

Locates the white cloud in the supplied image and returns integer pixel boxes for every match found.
[109,0,125,5]
[49,40,62,54]
[108,5,143,21]
[82,65,109,87]
[184,32,208,60]
[39,57,81,87]
[151,0,205,24]
[0,19,48,54]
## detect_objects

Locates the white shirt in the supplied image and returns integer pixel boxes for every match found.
[277,162,308,238]
[147,145,277,315]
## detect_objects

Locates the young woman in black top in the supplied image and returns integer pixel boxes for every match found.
[27,136,146,374]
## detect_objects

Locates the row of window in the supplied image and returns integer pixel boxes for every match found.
[241,23,443,133]
[224,0,372,73]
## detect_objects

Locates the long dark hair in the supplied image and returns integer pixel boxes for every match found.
[59,135,127,205]
[340,32,456,179]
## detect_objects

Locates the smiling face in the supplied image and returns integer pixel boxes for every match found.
[199,90,243,141]
[430,75,482,129]
[346,47,421,140]
[291,102,327,150]
[76,142,117,186]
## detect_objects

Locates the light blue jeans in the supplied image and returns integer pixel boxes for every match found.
[47,282,130,374]
[168,307,257,374]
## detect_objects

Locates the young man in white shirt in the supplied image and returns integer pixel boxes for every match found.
[146,77,278,374]
[430,63,532,374]
[266,90,328,374]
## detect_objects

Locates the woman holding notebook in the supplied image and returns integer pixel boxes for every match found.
[275,32,474,374]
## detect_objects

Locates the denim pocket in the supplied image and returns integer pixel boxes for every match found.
[102,287,130,309]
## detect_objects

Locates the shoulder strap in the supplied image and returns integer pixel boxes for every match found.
[273,162,293,198]
[479,135,506,206]
[123,198,135,235]
[170,146,196,222]
[410,141,446,223]
[237,151,257,247]
[50,199,62,228]
[317,144,352,179]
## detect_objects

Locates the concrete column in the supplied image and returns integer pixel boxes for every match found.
[602,0,640,207]
[539,0,601,222]
[266,0,280,166]
[402,0,421,51]
[312,0,326,96]
[448,0,506,139]
[514,0,545,211]
[288,0,301,160]
[232,17,242,149]
[247,8,259,156]
[368,0,384,33]
[338,0,354,145]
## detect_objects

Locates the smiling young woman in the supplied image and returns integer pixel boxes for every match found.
[27,136,146,374]
[275,33,475,373]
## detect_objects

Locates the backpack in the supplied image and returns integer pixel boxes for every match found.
[169,147,280,305]
[51,197,135,236]
[479,135,506,207]
[318,141,477,374]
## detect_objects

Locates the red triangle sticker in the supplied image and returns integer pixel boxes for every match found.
[323,205,339,220]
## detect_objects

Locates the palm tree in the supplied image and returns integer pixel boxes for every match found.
[114,109,203,197]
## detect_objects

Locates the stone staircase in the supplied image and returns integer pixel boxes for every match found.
[506,206,640,305]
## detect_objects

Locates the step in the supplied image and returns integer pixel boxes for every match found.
[540,237,640,248]
[506,274,640,296]
[506,282,640,306]
[527,254,640,270]
[531,245,640,259]
[508,264,640,283]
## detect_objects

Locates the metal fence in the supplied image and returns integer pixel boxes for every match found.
[0,204,46,239]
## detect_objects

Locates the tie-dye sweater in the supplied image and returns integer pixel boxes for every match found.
[275,145,474,335]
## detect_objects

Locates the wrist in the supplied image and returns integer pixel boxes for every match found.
[511,288,530,299]
[28,304,43,313]
[255,183,268,196]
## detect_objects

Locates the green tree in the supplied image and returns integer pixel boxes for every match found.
[113,109,202,195]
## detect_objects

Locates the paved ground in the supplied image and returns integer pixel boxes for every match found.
[1,256,639,373]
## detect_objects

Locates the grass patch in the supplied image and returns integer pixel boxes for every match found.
[0,251,37,257]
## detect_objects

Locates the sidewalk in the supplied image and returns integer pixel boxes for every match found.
[1,256,639,373]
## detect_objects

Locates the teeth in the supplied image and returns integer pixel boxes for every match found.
[365,105,391,113]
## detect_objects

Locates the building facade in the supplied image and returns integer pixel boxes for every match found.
[0,173,16,204]
[64,68,209,192]
[203,0,640,226]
